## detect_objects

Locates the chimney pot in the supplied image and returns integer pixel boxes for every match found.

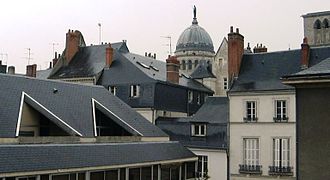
[230,26,233,33]
[154,53,156,59]
[8,66,15,74]
[236,28,239,34]
[26,64,37,77]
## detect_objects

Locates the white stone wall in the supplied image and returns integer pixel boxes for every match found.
[190,148,227,180]
[213,38,228,96]
[229,91,296,179]
[303,13,330,45]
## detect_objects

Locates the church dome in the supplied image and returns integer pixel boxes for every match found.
[175,7,214,53]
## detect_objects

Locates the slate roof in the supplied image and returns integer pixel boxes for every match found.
[302,11,330,18]
[0,74,167,137]
[190,60,216,79]
[156,97,228,149]
[0,141,195,174]
[230,46,330,92]
[48,42,212,93]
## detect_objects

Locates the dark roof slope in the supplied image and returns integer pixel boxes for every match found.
[0,74,167,137]
[231,46,330,92]
[156,97,228,149]
[191,60,216,79]
[0,142,195,174]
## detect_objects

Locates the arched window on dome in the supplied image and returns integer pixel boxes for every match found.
[323,19,329,28]
[181,60,186,70]
[188,60,192,70]
[314,19,321,29]
[194,60,198,68]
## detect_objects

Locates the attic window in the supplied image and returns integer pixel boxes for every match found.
[136,61,150,69]
[150,65,159,71]
[191,123,207,137]
[130,85,140,98]
[181,74,190,79]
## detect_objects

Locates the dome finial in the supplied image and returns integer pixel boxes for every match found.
[192,5,198,25]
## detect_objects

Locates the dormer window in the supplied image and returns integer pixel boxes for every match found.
[109,86,117,96]
[191,123,206,137]
[130,85,140,98]
[188,90,193,103]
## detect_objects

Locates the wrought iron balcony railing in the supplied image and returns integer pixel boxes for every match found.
[243,117,258,122]
[273,117,289,122]
[269,166,293,176]
[239,164,262,174]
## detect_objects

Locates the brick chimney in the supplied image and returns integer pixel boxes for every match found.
[8,66,15,74]
[228,26,244,83]
[105,44,114,68]
[166,55,180,84]
[301,37,310,69]
[64,30,82,65]
[253,43,268,53]
[26,64,37,77]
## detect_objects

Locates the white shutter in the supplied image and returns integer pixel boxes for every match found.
[274,139,280,167]
[282,139,289,167]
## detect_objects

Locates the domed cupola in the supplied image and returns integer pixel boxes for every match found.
[175,6,214,53]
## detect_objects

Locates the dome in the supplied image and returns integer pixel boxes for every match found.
[175,7,214,53]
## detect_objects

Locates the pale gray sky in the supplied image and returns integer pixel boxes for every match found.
[0,0,329,73]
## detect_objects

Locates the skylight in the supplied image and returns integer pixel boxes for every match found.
[150,65,159,71]
[136,61,150,69]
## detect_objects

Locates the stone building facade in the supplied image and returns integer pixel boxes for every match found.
[303,11,330,46]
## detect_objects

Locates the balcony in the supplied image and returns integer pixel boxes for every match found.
[239,164,262,174]
[243,117,258,122]
[269,166,293,176]
[273,117,289,122]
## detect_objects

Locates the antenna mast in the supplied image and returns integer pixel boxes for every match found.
[161,36,172,55]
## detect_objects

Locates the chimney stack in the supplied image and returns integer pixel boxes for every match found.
[228,26,244,83]
[26,64,37,77]
[253,43,268,53]
[166,55,180,84]
[301,37,310,69]
[105,44,114,68]
[64,30,82,65]
[8,66,15,75]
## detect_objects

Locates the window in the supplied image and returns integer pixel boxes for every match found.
[323,18,329,28]
[197,156,208,178]
[197,93,201,105]
[314,19,321,29]
[240,138,261,173]
[244,101,257,122]
[191,124,206,136]
[274,100,288,122]
[194,60,198,68]
[188,90,193,103]
[269,138,292,175]
[223,77,228,90]
[181,60,186,70]
[109,86,117,96]
[130,85,140,98]
[188,60,192,70]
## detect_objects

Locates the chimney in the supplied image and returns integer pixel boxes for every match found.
[105,44,114,68]
[8,66,15,74]
[253,43,268,53]
[301,37,310,69]
[26,64,37,77]
[166,55,180,84]
[228,26,244,83]
[0,62,7,74]
[154,53,156,59]
[64,30,82,65]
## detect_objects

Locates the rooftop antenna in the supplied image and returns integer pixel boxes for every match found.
[24,48,33,65]
[161,36,172,55]
[98,23,102,45]
[50,42,59,58]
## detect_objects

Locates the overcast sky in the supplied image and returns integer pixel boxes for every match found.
[0,0,330,73]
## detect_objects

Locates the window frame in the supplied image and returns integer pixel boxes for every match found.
[197,155,208,178]
[130,85,140,98]
[273,138,290,167]
[244,101,258,122]
[274,100,288,122]
[109,86,117,96]
[243,138,260,166]
[191,123,207,137]
[188,90,193,103]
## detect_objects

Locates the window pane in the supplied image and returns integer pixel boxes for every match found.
[53,174,70,180]
[120,168,126,180]
[90,172,104,180]
[200,125,205,135]
[141,167,151,180]
[171,166,180,180]
[69,174,76,180]
[105,170,118,180]
[40,175,49,180]
[161,167,170,180]
[129,168,140,180]
[186,162,196,179]
[153,165,158,180]
[78,173,85,180]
